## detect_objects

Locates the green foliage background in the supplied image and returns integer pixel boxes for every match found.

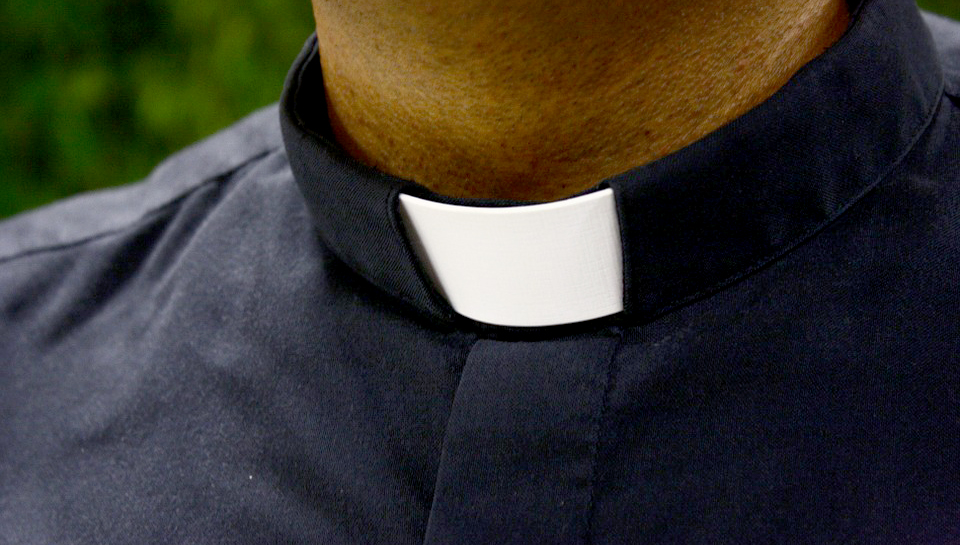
[0,0,314,218]
[0,1,958,218]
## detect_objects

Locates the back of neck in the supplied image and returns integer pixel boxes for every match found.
[313,0,850,201]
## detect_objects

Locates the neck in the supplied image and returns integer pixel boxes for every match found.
[312,0,850,201]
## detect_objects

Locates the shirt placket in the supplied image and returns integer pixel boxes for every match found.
[422,334,621,544]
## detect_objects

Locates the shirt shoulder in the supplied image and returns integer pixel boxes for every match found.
[0,104,283,262]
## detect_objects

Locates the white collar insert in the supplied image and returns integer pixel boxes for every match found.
[398,188,624,327]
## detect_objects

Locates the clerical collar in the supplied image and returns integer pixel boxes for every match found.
[399,189,623,327]
[280,0,943,332]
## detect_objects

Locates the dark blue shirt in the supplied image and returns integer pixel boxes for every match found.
[2,0,960,542]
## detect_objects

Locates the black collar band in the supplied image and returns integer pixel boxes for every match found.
[280,0,943,333]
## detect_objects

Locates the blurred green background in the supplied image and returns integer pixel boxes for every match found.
[0,0,313,218]
[0,1,958,218]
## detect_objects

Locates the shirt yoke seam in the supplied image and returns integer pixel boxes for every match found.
[0,147,279,267]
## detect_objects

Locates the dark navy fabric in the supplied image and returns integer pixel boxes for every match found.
[422,337,620,544]
[2,0,960,542]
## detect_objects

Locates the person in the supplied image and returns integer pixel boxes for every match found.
[1,0,958,541]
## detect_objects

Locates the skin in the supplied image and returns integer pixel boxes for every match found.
[311,0,850,201]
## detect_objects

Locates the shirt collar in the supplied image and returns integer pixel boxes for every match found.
[279,0,944,333]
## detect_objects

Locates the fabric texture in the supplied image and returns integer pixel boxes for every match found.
[2,0,960,542]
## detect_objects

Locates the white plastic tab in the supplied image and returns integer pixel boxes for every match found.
[399,189,623,327]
